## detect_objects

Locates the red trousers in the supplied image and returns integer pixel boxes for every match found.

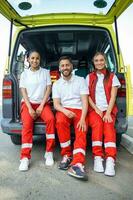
[20,102,55,159]
[88,110,117,160]
[56,108,87,165]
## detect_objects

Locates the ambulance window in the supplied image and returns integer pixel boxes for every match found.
[14,44,29,80]
[12,26,117,77]
[104,44,116,72]
[17,44,29,70]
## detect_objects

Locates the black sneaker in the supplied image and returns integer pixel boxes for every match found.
[58,155,72,170]
[68,164,88,181]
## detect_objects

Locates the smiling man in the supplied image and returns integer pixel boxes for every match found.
[52,56,89,181]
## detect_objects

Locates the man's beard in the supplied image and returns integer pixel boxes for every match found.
[61,69,72,77]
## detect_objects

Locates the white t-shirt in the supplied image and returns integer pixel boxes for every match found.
[52,75,89,109]
[86,73,121,111]
[19,67,51,104]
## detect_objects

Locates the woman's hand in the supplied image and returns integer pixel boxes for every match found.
[28,107,37,120]
[103,112,113,123]
[36,104,44,117]
[95,107,103,118]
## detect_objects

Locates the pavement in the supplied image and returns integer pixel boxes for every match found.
[121,116,133,154]
[0,104,133,200]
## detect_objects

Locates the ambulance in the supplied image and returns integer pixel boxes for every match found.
[0,0,133,149]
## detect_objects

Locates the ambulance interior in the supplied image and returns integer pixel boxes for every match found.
[14,26,117,80]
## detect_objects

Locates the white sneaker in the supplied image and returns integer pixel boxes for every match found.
[19,158,30,171]
[104,157,115,176]
[44,152,54,166]
[94,156,104,173]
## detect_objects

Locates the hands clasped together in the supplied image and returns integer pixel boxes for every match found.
[28,104,44,120]
[95,107,113,123]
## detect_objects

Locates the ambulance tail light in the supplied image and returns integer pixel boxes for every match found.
[3,79,13,99]
[50,70,60,83]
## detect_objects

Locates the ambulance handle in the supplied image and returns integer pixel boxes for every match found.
[7,18,13,71]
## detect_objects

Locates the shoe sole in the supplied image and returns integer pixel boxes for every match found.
[19,168,29,172]
[58,166,69,170]
[68,171,88,181]
[45,163,54,166]
[58,163,71,170]
[45,160,54,166]
[94,169,104,173]
[104,172,115,177]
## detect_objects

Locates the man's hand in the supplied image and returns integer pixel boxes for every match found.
[63,109,76,118]
[77,118,87,132]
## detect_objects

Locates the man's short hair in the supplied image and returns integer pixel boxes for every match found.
[58,56,73,65]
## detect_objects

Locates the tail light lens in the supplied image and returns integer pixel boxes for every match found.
[3,80,12,99]
[50,70,60,83]
[117,78,126,97]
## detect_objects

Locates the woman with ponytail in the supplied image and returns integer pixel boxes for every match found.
[19,50,55,171]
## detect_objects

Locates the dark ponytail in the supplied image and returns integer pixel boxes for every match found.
[26,49,41,59]
[25,49,41,68]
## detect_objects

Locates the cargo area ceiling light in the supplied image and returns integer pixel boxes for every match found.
[94,0,107,8]
[18,1,32,10]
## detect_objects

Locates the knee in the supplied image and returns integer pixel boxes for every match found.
[23,121,33,130]
[56,118,65,126]
[56,113,66,124]
[104,122,115,130]
[56,117,68,127]
[46,115,55,124]
[93,119,103,129]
